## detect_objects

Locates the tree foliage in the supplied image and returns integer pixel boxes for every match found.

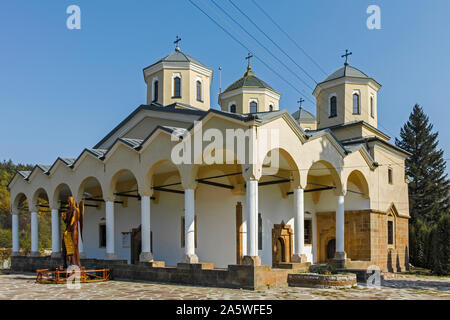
[396,105,450,274]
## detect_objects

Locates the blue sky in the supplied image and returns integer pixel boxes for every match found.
[0,0,449,171]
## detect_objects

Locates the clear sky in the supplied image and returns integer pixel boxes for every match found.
[0,0,449,171]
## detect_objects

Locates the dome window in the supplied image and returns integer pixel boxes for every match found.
[352,91,360,114]
[250,101,258,113]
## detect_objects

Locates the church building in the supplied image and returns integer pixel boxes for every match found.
[8,41,410,279]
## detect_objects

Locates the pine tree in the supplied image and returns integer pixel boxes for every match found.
[395,104,450,225]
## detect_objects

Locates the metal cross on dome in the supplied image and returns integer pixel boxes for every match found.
[174,36,181,52]
[341,49,352,66]
[245,52,253,69]
[297,98,305,110]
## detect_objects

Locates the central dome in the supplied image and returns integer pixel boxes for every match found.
[223,67,279,94]
[322,64,370,83]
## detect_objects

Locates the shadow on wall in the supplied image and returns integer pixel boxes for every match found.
[387,250,393,273]
[405,246,409,271]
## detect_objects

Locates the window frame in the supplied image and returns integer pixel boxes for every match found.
[387,220,394,245]
[249,100,258,114]
[370,95,374,118]
[99,223,106,248]
[352,91,361,115]
[196,80,202,102]
[304,219,312,245]
[388,167,393,184]
[173,74,182,98]
[329,94,337,118]
[229,104,236,113]
[153,80,159,102]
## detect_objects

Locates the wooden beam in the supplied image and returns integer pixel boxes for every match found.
[153,187,184,195]
[259,178,291,186]
[196,179,234,190]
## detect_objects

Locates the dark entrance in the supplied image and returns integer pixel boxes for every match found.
[274,238,286,264]
[131,225,141,265]
[326,238,336,260]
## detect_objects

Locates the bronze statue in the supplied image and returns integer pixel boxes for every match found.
[61,197,84,268]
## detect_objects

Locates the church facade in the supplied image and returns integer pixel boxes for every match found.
[8,44,410,274]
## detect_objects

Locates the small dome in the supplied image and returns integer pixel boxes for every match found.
[291,108,315,121]
[323,64,369,82]
[147,50,209,70]
[223,67,279,94]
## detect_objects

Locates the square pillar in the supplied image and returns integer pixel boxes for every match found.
[140,195,153,262]
[51,209,61,258]
[30,211,40,257]
[242,179,260,266]
[105,201,117,260]
[292,187,307,263]
[11,213,20,256]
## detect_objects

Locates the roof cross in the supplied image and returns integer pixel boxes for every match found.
[245,52,253,70]
[174,36,181,52]
[297,98,305,110]
[341,49,352,66]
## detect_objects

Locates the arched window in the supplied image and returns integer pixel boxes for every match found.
[329,96,337,117]
[196,80,202,101]
[269,104,274,112]
[250,101,258,113]
[230,104,236,113]
[370,96,374,118]
[153,80,159,102]
[174,77,181,98]
[353,92,360,114]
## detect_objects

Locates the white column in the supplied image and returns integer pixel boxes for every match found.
[140,195,153,262]
[292,187,307,263]
[30,211,40,256]
[105,201,117,260]
[312,212,318,264]
[51,209,61,258]
[78,223,85,258]
[246,180,258,257]
[335,195,346,260]
[183,189,198,263]
[12,213,19,256]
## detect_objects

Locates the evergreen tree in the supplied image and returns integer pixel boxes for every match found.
[395,104,450,225]
[431,214,450,275]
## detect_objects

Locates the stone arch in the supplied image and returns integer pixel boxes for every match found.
[12,192,28,214]
[31,187,50,213]
[260,147,301,187]
[345,169,370,199]
[76,176,105,203]
[306,160,343,203]
[107,168,140,200]
[50,183,74,209]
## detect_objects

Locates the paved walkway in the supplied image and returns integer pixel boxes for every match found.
[0,272,449,300]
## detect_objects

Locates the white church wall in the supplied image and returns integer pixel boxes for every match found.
[83,199,140,263]
[257,184,315,265]
[82,180,320,267]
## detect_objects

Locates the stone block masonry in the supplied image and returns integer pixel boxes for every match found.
[11,256,303,290]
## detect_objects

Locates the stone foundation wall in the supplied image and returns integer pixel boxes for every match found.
[316,210,409,272]
[11,256,295,290]
[370,212,409,272]
[316,210,371,262]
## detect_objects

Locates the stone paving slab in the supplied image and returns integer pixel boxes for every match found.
[0,272,449,300]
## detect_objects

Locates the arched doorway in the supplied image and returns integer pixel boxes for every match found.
[326,238,336,260]
[272,222,293,266]
[274,237,286,263]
